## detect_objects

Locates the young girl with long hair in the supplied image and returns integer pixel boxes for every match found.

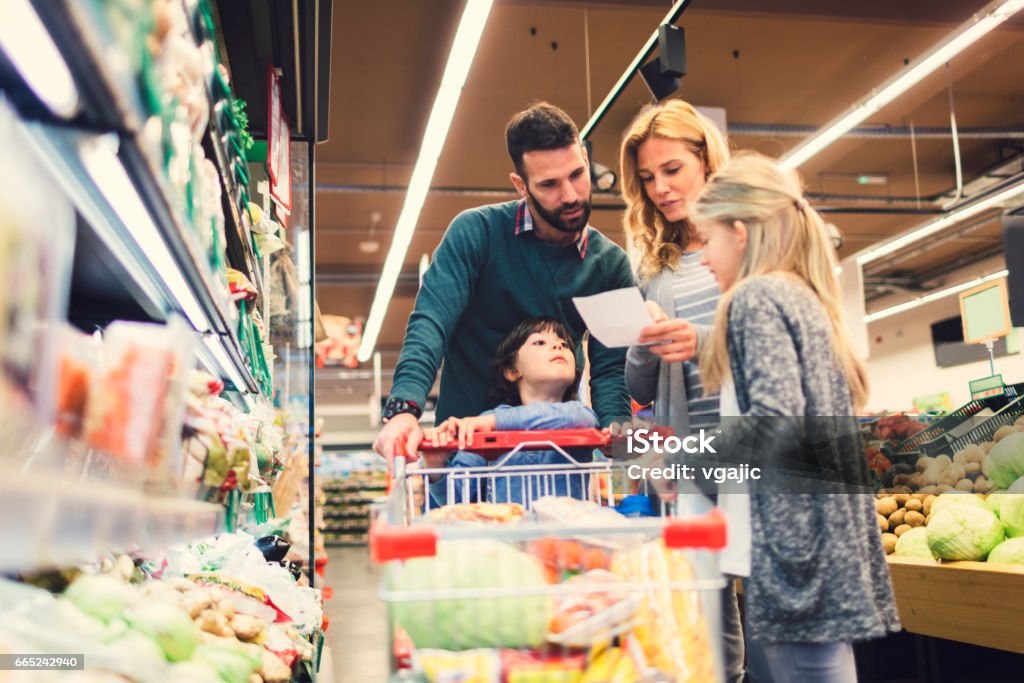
[692,152,900,682]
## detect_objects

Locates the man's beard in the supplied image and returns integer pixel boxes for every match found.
[527,188,592,234]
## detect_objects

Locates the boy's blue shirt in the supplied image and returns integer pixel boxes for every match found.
[428,400,599,507]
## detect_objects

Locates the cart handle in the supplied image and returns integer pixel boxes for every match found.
[419,429,612,455]
[664,508,727,550]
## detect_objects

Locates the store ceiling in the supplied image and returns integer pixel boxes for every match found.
[314,0,1024,382]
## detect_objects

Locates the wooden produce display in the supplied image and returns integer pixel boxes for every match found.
[886,556,1024,654]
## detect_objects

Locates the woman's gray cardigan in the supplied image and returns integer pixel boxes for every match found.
[722,274,901,643]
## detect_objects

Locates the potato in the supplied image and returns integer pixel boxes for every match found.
[904,498,923,512]
[877,513,889,532]
[881,533,898,554]
[905,510,926,527]
[955,478,975,492]
[911,493,929,502]
[926,513,932,525]
[962,444,986,464]
[982,441,996,454]
[974,476,993,494]
[964,462,982,478]
[922,464,945,486]
[953,451,968,466]
[888,508,907,529]
[934,454,953,468]
[892,485,913,495]
[876,497,899,517]
[230,614,264,641]
[916,456,935,472]
[894,524,912,537]
[918,485,939,495]
[938,470,961,487]
[936,484,955,493]
[923,494,937,516]
[994,425,1017,442]
[1015,415,1024,428]
[893,493,911,506]
[196,609,234,638]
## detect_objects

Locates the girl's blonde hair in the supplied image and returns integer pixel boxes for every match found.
[692,152,869,410]
[620,100,730,281]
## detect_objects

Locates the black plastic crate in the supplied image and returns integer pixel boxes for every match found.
[939,395,1024,457]
[894,382,1024,457]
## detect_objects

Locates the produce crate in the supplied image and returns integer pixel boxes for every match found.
[929,394,1024,458]
[887,556,1024,654]
[895,383,1024,458]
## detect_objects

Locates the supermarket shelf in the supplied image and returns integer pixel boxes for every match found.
[0,474,223,573]
[8,0,267,394]
[16,117,259,393]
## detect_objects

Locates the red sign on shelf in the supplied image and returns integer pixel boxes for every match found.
[267,66,282,184]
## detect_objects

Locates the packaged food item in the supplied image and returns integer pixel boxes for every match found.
[416,649,501,683]
[428,502,525,525]
[611,541,717,683]
[547,571,641,648]
[501,648,586,682]
[54,325,98,439]
[83,318,194,485]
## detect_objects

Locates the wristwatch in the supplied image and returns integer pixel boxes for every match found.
[381,397,422,423]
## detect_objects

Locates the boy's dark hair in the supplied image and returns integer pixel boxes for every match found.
[505,102,580,179]
[491,317,581,406]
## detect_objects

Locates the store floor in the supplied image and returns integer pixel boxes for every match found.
[324,546,390,681]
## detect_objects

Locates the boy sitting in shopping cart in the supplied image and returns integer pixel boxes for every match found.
[420,317,601,507]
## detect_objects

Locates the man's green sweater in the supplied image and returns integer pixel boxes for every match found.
[389,200,634,425]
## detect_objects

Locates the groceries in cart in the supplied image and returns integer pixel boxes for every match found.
[428,501,525,524]
[420,318,602,508]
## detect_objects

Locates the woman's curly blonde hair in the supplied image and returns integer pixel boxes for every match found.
[619,100,730,281]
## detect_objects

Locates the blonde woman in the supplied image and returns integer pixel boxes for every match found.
[619,101,752,683]
[620,100,730,434]
[692,152,900,682]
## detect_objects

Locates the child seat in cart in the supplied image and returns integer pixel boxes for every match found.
[370,428,730,683]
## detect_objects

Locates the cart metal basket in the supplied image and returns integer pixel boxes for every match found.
[370,429,728,683]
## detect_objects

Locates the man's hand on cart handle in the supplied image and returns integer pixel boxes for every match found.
[373,412,423,462]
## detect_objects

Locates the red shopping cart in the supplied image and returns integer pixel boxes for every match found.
[370,429,729,682]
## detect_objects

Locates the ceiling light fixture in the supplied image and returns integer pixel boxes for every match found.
[357,0,494,362]
[0,0,80,117]
[856,178,1024,265]
[580,0,692,140]
[864,269,1009,323]
[779,0,1024,171]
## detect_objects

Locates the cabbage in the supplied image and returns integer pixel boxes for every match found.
[983,432,1024,488]
[997,494,1024,538]
[64,574,136,623]
[894,527,935,559]
[191,643,262,683]
[988,537,1024,565]
[124,603,199,662]
[1009,477,1024,494]
[927,505,1005,561]
[929,492,988,516]
[389,539,550,650]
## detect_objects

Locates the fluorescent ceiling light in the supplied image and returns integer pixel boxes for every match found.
[780,0,1024,170]
[357,0,494,363]
[856,179,1024,265]
[80,136,213,332]
[0,0,79,117]
[200,333,250,393]
[864,270,1009,323]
